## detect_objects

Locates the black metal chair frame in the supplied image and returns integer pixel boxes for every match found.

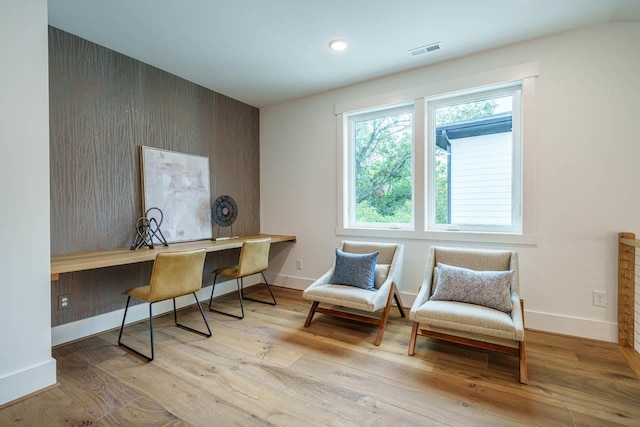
[208,271,276,320]
[118,292,211,361]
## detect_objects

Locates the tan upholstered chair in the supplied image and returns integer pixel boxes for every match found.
[118,249,211,361]
[303,241,405,345]
[209,237,275,319]
[408,246,527,383]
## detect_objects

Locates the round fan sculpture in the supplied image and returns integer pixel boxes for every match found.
[211,195,238,240]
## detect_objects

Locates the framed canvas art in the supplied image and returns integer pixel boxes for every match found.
[141,146,212,242]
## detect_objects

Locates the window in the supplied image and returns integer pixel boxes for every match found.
[427,84,522,233]
[344,104,414,229]
[338,64,536,240]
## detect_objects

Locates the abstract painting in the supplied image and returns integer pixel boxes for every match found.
[141,146,212,242]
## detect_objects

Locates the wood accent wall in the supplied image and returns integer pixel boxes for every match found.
[48,27,260,326]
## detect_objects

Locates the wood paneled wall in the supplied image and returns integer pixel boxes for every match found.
[48,27,260,326]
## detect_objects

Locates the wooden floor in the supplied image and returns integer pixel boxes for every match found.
[2,287,640,426]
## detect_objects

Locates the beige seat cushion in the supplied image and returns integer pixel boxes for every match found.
[303,284,388,312]
[413,300,523,341]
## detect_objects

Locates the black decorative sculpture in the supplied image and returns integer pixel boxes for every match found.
[130,207,169,250]
[211,195,238,240]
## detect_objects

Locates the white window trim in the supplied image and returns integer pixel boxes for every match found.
[426,84,522,234]
[336,63,538,246]
[344,103,415,230]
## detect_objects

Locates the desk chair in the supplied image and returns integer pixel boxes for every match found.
[118,249,211,361]
[209,237,275,319]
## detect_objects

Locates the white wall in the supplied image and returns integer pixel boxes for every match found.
[0,0,56,405]
[261,22,640,342]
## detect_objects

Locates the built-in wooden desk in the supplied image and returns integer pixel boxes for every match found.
[50,234,296,281]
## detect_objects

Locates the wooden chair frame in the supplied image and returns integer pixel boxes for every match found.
[304,283,406,346]
[409,299,527,384]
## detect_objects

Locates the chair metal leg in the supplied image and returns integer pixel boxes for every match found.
[173,293,212,337]
[208,273,219,311]
[209,273,245,319]
[242,272,277,305]
[118,296,155,361]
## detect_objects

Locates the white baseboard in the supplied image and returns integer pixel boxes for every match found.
[52,279,242,346]
[266,273,312,291]
[524,310,617,343]
[0,357,56,406]
[52,274,619,346]
[273,275,618,343]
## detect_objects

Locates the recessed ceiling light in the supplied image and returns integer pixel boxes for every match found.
[329,39,349,52]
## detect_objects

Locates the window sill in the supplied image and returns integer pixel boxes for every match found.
[336,227,538,246]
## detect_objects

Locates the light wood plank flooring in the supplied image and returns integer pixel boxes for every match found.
[2,287,640,426]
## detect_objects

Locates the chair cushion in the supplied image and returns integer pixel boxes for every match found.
[125,285,151,300]
[303,283,386,312]
[329,249,379,290]
[374,264,390,289]
[212,265,239,278]
[342,242,397,264]
[414,300,521,341]
[431,263,513,312]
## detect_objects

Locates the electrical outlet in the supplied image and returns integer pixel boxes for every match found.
[593,290,607,307]
[296,259,303,270]
[58,294,70,310]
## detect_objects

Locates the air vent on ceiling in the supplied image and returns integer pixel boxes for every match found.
[409,42,441,56]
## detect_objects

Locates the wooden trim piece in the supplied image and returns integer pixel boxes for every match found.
[618,232,636,348]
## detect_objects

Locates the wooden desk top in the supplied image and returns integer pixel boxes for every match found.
[51,234,296,279]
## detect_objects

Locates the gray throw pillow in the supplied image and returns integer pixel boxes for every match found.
[431,263,514,312]
[330,249,379,290]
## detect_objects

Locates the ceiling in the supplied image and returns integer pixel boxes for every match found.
[48,0,640,108]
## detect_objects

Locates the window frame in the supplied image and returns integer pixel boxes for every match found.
[425,84,523,234]
[335,63,538,245]
[344,102,415,230]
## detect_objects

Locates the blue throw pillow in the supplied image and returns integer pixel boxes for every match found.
[329,249,379,290]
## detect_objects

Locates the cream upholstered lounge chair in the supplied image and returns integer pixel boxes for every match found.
[303,241,405,345]
[408,246,527,384]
